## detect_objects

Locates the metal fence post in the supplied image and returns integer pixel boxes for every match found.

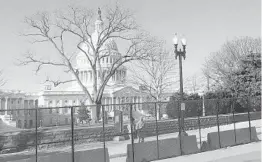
[247,97,252,142]
[35,108,38,162]
[70,107,75,162]
[197,109,202,151]
[154,102,159,159]
[177,100,183,155]
[216,100,221,148]
[129,104,135,162]
[232,98,237,145]
[102,105,106,162]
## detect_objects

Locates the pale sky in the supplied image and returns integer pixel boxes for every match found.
[0,0,260,92]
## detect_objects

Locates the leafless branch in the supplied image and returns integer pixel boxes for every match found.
[44,77,76,87]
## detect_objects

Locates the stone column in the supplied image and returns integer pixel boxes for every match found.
[61,99,65,114]
[113,97,116,112]
[109,97,112,112]
[85,71,88,83]
[116,97,120,111]
[0,98,2,115]
[21,98,24,116]
[80,71,82,82]
[89,70,92,81]
[27,100,30,116]
[5,97,8,116]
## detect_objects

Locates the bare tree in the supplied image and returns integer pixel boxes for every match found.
[130,49,176,119]
[202,37,261,90]
[18,4,161,121]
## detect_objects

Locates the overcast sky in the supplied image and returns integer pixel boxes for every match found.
[0,0,260,92]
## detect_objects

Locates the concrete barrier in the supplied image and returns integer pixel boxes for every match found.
[236,127,259,144]
[126,141,158,162]
[38,152,71,162]
[181,135,199,155]
[207,127,259,150]
[158,138,180,159]
[75,148,110,162]
[7,148,110,162]
[126,135,199,162]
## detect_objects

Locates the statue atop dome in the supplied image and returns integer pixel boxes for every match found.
[95,7,103,33]
[98,7,102,20]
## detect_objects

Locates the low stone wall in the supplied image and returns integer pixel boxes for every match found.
[0,112,260,154]
[142,112,261,137]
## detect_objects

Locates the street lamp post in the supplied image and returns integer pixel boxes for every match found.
[173,33,188,136]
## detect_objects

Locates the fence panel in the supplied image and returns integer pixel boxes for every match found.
[0,97,260,162]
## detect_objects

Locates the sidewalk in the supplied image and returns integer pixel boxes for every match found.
[152,141,261,162]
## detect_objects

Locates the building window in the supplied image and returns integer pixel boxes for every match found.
[11,101,13,104]
[18,100,20,104]
[106,57,108,63]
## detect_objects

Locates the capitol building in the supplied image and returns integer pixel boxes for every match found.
[0,11,171,129]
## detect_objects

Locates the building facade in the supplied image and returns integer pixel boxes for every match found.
[0,90,38,129]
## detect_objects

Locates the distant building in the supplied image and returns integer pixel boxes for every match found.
[0,90,38,128]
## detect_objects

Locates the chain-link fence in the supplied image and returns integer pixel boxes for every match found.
[0,97,260,162]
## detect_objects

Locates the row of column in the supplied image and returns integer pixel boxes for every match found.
[112,70,126,82]
[47,99,79,114]
[79,70,92,83]
[78,69,126,84]
[102,96,143,112]
[0,98,35,116]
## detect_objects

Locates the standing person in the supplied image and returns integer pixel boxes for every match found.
[127,117,136,140]
[136,116,145,143]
